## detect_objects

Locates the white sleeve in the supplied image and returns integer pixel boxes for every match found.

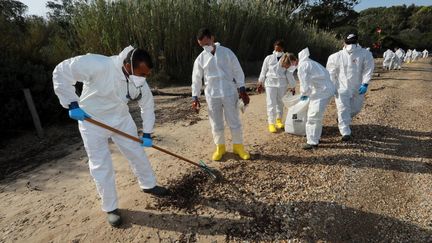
[191,57,203,97]
[258,56,269,83]
[138,82,155,134]
[297,63,312,96]
[362,51,375,85]
[286,70,296,88]
[52,54,105,108]
[326,53,339,86]
[229,50,245,88]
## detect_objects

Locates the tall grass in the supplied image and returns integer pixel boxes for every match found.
[71,0,341,85]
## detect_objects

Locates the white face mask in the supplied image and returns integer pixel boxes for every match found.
[203,45,214,53]
[129,75,146,87]
[126,48,147,87]
[275,51,283,57]
[346,44,356,53]
[288,65,297,72]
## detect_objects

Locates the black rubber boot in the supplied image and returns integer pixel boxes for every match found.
[341,135,352,141]
[107,209,122,227]
[302,144,318,150]
[143,186,169,197]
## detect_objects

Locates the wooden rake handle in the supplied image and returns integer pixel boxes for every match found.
[85,118,202,167]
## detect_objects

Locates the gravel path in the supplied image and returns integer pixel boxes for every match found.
[0,59,431,242]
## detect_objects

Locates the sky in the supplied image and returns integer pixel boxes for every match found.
[354,0,432,11]
[18,0,432,16]
[19,0,49,17]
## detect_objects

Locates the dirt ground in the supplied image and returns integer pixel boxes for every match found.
[0,59,431,242]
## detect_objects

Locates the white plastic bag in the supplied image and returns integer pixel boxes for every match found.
[237,99,247,113]
[285,99,309,136]
[282,93,301,108]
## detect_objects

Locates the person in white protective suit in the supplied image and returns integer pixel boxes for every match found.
[394,47,404,69]
[280,48,335,149]
[392,48,401,70]
[191,28,251,161]
[417,50,423,59]
[383,49,395,70]
[412,49,419,62]
[404,49,412,63]
[423,49,429,58]
[257,40,296,133]
[52,46,168,227]
[326,34,375,141]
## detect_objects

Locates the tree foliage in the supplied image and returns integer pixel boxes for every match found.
[0,0,75,137]
[0,0,340,136]
[357,5,432,50]
[1,0,431,136]
[302,0,359,31]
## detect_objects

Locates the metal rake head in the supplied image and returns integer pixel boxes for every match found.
[199,160,223,181]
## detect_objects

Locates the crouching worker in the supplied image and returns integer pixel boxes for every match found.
[191,28,251,161]
[52,46,168,227]
[281,48,335,149]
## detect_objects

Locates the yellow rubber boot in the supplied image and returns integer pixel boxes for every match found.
[233,144,250,160]
[268,124,277,133]
[276,118,284,129]
[212,144,226,161]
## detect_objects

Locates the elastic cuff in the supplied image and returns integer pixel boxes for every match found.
[68,101,79,109]
[143,133,152,139]
[192,96,198,101]
[362,83,369,87]
[239,86,246,93]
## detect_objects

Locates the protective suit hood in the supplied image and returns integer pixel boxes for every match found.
[119,45,134,62]
[298,48,310,63]
[111,45,134,68]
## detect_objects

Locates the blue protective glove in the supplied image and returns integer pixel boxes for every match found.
[359,83,368,95]
[300,95,309,101]
[141,133,153,147]
[68,101,91,121]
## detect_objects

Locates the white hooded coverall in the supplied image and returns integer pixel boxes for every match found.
[326,45,375,136]
[412,49,419,62]
[390,51,399,70]
[423,49,429,58]
[404,49,412,63]
[258,51,296,124]
[52,46,157,212]
[383,49,395,69]
[192,43,245,145]
[395,48,404,69]
[297,48,335,145]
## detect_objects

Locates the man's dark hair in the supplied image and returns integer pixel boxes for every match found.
[344,33,359,44]
[124,48,154,69]
[274,40,285,49]
[197,28,213,40]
